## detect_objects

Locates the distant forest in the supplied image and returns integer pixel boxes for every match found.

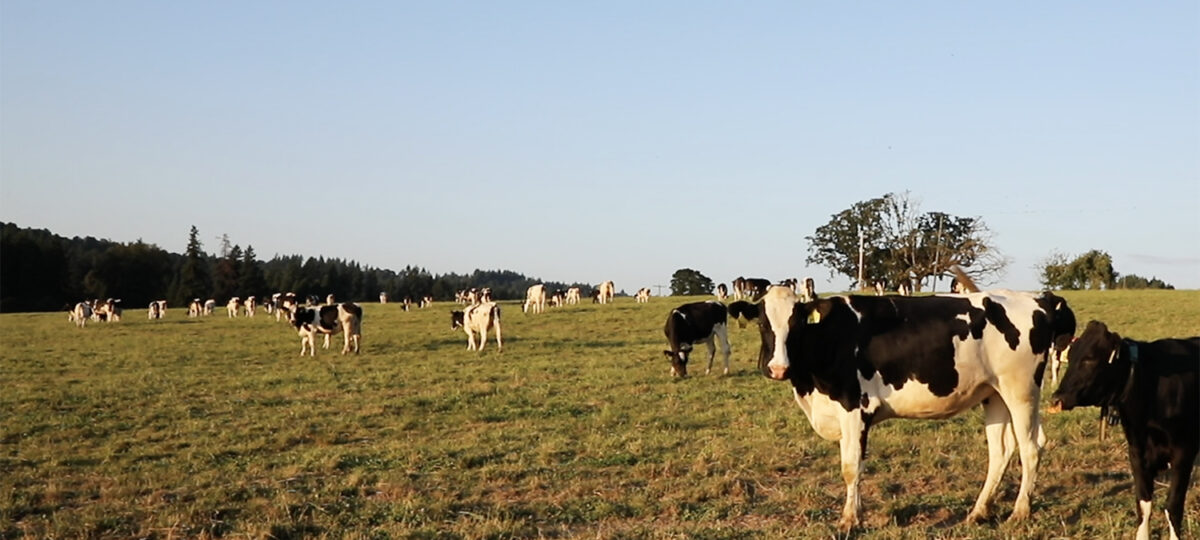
[0,222,593,313]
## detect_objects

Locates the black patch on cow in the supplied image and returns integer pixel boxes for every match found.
[859,410,874,459]
[317,305,340,330]
[292,307,317,329]
[341,302,363,320]
[982,297,1021,351]
[450,310,465,329]
[728,301,760,322]
[1031,292,1075,356]
[860,392,869,408]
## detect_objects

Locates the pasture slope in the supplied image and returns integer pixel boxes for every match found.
[2,290,1198,539]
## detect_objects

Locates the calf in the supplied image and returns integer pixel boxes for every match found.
[188,298,203,317]
[147,300,164,320]
[566,287,581,305]
[244,296,257,317]
[204,299,216,316]
[715,283,728,301]
[451,302,502,352]
[420,295,434,308]
[289,302,363,355]
[227,297,242,317]
[1050,321,1199,540]
[662,301,732,377]
[523,284,547,314]
[379,292,388,304]
[635,287,651,303]
[758,286,1074,531]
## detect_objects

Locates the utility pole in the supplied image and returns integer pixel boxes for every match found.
[654,284,666,297]
[932,214,944,292]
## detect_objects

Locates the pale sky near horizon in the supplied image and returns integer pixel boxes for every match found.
[2,2,1197,294]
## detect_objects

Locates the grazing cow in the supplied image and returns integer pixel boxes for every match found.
[1049,321,1199,540]
[715,283,728,301]
[597,281,615,304]
[896,279,912,296]
[635,287,651,303]
[662,301,732,377]
[92,298,121,322]
[727,300,761,328]
[244,296,257,317]
[188,299,203,317]
[566,287,581,305]
[289,302,363,355]
[420,296,434,308]
[591,289,602,303]
[379,292,388,304]
[873,280,886,296]
[227,297,242,317]
[549,289,566,308]
[148,301,161,320]
[757,286,1074,531]
[403,297,413,311]
[203,299,216,316]
[451,302,502,352]
[70,302,93,327]
[523,284,547,314]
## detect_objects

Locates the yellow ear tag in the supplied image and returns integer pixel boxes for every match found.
[807,310,821,324]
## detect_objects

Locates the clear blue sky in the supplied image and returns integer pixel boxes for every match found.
[3,2,1197,293]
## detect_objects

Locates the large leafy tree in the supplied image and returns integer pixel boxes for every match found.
[807,192,1006,291]
[1037,249,1119,290]
[670,268,714,296]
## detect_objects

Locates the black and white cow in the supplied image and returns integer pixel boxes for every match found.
[715,283,728,301]
[662,301,732,377]
[727,300,761,328]
[1049,321,1198,540]
[70,302,92,327]
[289,302,363,355]
[523,284,547,314]
[734,277,771,301]
[635,287,651,303]
[451,302,502,352]
[757,286,1074,531]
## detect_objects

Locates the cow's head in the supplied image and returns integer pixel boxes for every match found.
[289,307,316,330]
[757,287,800,380]
[450,310,465,330]
[662,311,691,377]
[1049,320,1126,413]
[662,344,693,378]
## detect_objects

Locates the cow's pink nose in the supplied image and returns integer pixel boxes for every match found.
[769,365,787,380]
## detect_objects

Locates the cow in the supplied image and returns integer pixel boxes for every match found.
[662,301,732,377]
[635,287,651,303]
[379,292,388,304]
[203,299,216,316]
[549,289,566,308]
[420,296,434,308]
[274,293,297,322]
[478,288,492,303]
[597,281,615,304]
[227,297,242,317]
[92,298,121,322]
[244,296,257,317]
[727,300,761,328]
[188,299,203,317]
[523,284,547,314]
[780,278,798,292]
[148,300,166,320]
[451,302,502,352]
[1049,321,1199,540]
[715,283,728,301]
[734,277,770,301]
[801,277,816,303]
[70,302,93,327]
[566,287,581,305]
[757,285,1075,532]
[289,302,363,355]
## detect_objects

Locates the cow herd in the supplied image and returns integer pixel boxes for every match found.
[63,275,1197,537]
[662,274,1196,539]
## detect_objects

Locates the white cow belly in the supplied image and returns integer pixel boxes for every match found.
[863,370,996,420]
[794,389,844,441]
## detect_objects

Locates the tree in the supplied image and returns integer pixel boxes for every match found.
[212,244,242,300]
[238,245,269,297]
[1037,249,1117,290]
[806,192,1006,291]
[171,226,211,304]
[1114,274,1174,290]
[670,268,714,296]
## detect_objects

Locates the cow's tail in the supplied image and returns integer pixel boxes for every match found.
[950,265,981,293]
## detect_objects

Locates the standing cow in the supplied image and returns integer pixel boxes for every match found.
[523,284,547,314]
[289,302,363,355]
[757,286,1074,531]
[451,302,502,352]
[1050,321,1198,540]
[662,301,732,377]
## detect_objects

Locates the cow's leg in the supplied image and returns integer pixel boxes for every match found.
[998,386,1041,522]
[323,333,331,349]
[493,321,502,352]
[836,411,868,532]
[1129,445,1155,540]
[715,324,731,375]
[703,336,717,375]
[466,328,477,350]
[342,323,352,354]
[967,396,1017,523]
[478,323,489,352]
[1163,447,1194,540]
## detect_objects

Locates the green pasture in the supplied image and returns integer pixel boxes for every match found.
[2,290,1198,539]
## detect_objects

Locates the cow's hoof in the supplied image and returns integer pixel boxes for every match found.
[837,515,858,533]
[964,510,989,524]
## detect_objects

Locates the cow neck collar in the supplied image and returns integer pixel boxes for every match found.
[1114,338,1141,408]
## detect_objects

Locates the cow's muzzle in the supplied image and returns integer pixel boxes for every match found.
[1045,399,1064,414]
[768,365,788,380]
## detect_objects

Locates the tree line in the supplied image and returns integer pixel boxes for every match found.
[0,222,591,313]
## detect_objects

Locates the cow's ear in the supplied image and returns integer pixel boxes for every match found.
[806,299,833,324]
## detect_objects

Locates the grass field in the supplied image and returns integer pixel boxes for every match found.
[3,290,1198,539]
